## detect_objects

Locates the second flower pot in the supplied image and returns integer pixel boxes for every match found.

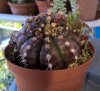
[78,0,99,21]
[8,2,38,15]
[35,0,51,13]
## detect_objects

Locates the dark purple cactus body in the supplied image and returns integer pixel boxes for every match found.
[6,11,91,70]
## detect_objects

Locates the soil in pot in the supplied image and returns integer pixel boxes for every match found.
[8,2,39,15]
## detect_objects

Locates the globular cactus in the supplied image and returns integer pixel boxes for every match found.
[6,11,91,70]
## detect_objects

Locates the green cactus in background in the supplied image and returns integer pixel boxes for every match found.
[11,0,35,4]
[17,0,28,4]
[52,0,67,14]
[67,11,81,31]
[11,0,17,3]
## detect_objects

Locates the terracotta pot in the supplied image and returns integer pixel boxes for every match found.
[35,0,51,13]
[5,42,95,91]
[8,2,38,15]
[96,1,100,19]
[0,0,11,13]
[78,0,99,21]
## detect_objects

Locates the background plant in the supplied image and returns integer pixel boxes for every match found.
[0,21,22,91]
[52,0,67,13]
[11,0,35,4]
[0,46,14,91]
[70,0,79,13]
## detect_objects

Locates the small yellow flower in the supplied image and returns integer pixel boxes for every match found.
[45,31,50,35]
[52,33,57,36]
[51,23,57,28]
[47,16,52,21]
[57,11,64,16]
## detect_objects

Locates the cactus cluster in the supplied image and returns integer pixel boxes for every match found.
[5,11,93,70]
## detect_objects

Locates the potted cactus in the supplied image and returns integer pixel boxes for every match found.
[8,0,39,15]
[4,1,95,91]
[4,11,95,91]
